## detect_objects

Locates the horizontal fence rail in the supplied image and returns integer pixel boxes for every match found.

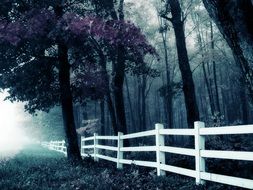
[41,140,67,156]
[42,122,253,189]
[120,130,156,139]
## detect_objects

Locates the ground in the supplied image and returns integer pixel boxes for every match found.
[0,145,243,190]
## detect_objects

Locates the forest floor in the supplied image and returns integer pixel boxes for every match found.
[0,144,243,190]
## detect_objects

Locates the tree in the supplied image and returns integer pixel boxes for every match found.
[161,0,200,128]
[88,0,158,140]
[91,0,130,138]
[157,15,174,130]
[202,0,253,102]
[0,0,156,158]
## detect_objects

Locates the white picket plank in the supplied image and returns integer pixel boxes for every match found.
[160,146,195,156]
[160,164,196,178]
[117,132,123,169]
[81,153,94,157]
[96,145,118,151]
[120,146,156,152]
[83,136,94,141]
[121,130,156,139]
[199,125,253,135]
[194,121,206,185]
[200,150,253,161]
[96,136,118,140]
[159,129,195,136]
[82,145,94,149]
[43,122,253,190]
[119,159,157,168]
[156,123,166,176]
[96,154,117,163]
[200,172,253,189]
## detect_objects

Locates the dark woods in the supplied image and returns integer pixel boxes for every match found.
[0,0,253,165]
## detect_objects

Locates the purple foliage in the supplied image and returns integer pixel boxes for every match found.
[0,9,156,56]
[0,9,55,45]
[72,62,107,99]
[0,20,24,45]
[68,16,91,35]
[0,8,156,99]
[25,9,56,38]
[64,14,156,55]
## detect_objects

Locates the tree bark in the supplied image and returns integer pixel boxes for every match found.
[58,43,81,161]
[165,0,200,128]
[210,21,221,115]
[55,3,81,161]
[100,100,105,145]
[113,0,130,146]
[114,44,127,135]
[96,46,118,134]
[195,22,215,116]
[141,75,147,131]
[203,61,215,116]
[125,75,136,131]
[160,17,173,129]
[203,0,253,102]
[240,80,249,124]
[81,102,88,121]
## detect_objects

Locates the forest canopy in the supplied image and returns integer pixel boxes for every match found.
[0,0,252,161]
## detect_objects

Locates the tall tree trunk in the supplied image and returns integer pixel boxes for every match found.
[81,102,88,121]
[165,0,200,128]
[106,92,118,134]
[203,61,215,116]
[203,0,253,102]
[137,76,143,130]
[240,89,249,125]
[155,91,161,122]
[73,104,81,129]
[114,47,127,134]
[194,15,216,117]
[160,17,173,129]
[100,100,105,145]
[141,75,147,131]
[210,21,221,115]
[113,0,130,146]
[125,75,136,131]
[91,0,128,143]
[91,0,121,135]
[94,102,97,118]
[55,3,81,161]
[161,75,168,125]
[97,46,118,134]
[58,43,81,161]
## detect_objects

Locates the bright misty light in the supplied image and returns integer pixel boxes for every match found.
[0,92,29,156]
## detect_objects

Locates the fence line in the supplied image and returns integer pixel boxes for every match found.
[42,122,253,189]
[41,140,67,155]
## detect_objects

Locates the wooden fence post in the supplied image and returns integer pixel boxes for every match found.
[194,121,206,185]
[155,123,166,176]
[63,140,67,156]
[60,141,62,152]
[117,132,123,169]
[50,141,52,149]
[80,136,84,156]
[63,140,65,152]
[94,133,99,162]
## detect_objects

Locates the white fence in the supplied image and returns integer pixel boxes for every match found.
[41,140,67,155]
[43,122,253,189]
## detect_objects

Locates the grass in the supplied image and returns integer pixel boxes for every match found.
[0,144,244,190]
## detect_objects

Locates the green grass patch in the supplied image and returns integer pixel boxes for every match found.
[0,145,242,190]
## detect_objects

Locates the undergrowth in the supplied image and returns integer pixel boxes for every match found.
[0,144,245,190]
